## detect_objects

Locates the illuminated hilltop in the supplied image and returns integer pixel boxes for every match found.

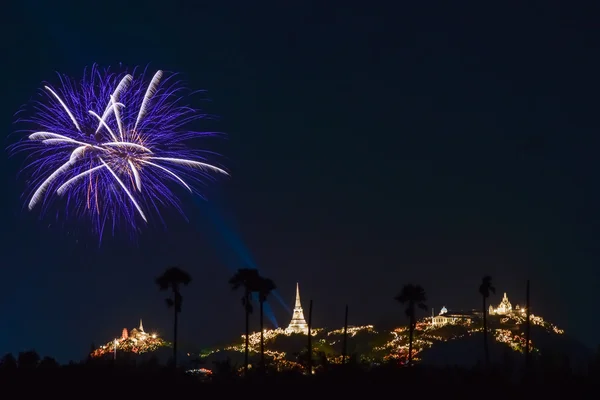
[192,289,572,371]
[91,319,170,359]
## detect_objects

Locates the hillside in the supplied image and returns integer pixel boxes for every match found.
[90,320,171,361]
[191,311,590,371]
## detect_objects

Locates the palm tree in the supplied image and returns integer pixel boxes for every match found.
[479,275,495,367]
[156,266,192,368]
[229,268,261,376]
[395,284,427,365]
[257,276,276,372]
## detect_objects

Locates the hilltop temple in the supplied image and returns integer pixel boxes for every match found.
[431,306,474,326]
[285,282,309,334]
[488,292,526,316]
[90,318,165,359]
[121,319,155,340]
[432,293,526,327]
[431,292,526,327]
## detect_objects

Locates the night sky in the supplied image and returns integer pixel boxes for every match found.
[1,1,599,362]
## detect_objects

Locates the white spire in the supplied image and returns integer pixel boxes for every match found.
[285,282,309,334]
[294,282,302,309]
[139,318,144,332]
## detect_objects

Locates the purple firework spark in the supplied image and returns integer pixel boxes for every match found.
[11,65,228,237]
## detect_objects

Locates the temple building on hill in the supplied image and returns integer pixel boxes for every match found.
[431,292,526,327]
[122,319,154,340]
[90,318,166,359]
[285,283,309,334]
[431,306,474,327]
[488,292,526,316]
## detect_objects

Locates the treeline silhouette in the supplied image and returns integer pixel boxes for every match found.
[2,268,599,393]
[2,350,600,394]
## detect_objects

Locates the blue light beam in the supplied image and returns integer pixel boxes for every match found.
[193,197,291,328]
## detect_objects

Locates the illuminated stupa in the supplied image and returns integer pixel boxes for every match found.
[285,282,309,334]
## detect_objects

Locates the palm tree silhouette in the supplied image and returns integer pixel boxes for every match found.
[479,275,495,367]
[257,276,276,372]
[395,284,427,365]
[156,266,192,368]
[229,268,260,376]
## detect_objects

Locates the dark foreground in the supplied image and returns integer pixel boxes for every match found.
[1,364,598,398]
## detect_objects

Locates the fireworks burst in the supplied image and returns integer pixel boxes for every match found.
[11,65,228,238]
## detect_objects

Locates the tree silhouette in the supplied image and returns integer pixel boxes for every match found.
[86,343,96,364]
[39,356,59,369]
[257,276,276,372]
[229,268,260,376]
[18,350,40,369]
[156,266,192,368]
[212,358,238,383]
[395,284,427,365]
[479,275,496,367]
[0,353,17,371]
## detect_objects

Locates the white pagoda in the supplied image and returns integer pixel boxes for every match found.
[285,282,309,334]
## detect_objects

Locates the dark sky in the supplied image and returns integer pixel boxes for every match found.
[1,0,599,362]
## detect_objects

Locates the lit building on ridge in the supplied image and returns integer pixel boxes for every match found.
[431,292,527,327]
[488,292,526,316]
[121,319,156,341]
[90,318,165,359]
[285,282,309,334]
[431,306,474,327]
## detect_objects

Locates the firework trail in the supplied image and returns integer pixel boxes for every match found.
[10,65,228,238]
